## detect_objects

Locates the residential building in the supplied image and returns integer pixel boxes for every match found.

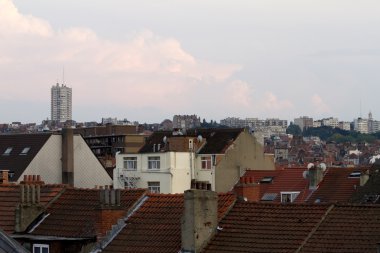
[0,129,112,188]
[294,116,313,131]
[338,121,351,131]
[354,117,369,134]
[172,115,201,130]
[321,117,339,128]
[220,117,287,129]
[114,128,275,193]
[51,83,72,122]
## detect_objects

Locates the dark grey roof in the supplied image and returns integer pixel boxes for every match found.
[0,133,52,181]
[0,228,29,253]
[138,128,244,154]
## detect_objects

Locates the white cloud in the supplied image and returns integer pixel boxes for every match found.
[225,80,253,107]
[0,0,244,121]
[264,92,294,111]
[311,94,331,114]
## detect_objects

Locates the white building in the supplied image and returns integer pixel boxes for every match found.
[322,117,339,128]
[51,83,72,122]
[114,128,275,193]
[354,118,369,134]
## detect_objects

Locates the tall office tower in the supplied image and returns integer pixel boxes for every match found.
[51,83,72,122]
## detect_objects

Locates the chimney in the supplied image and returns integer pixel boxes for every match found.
[0,170,9,184]
[234,176,261,201]
[15,184,44,232]
[360,170,370,186]
[97,188,124,240]
[62,128,74,186]
[181,189,218,253]
[308,166,324,190]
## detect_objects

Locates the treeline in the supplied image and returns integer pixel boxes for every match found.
[287,125,380,143]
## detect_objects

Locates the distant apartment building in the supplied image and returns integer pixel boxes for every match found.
[294,116,313,131]
[172,115,201,130]
[313,120,322,128]
[51,83,72,122]
[322,117,339,128]
[220,117,287,129]
[354,118,369,134]
[338,121,351,131]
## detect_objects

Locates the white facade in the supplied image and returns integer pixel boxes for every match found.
[114,152,215,194]
[51,83,72,122]
[322,117,339,128]
[354,118,369,134]
[20,135,112,188]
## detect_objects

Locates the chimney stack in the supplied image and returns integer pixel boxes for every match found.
[309,166,324,190]
[181,189,218,253]
[62,128,74,186]
[0,170,9,184]
[234,176,260,201]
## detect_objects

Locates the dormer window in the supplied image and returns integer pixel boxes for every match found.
[281,192,300,203]
[260,176,274,184]
[20,147,31,155]
[2,147,12,155]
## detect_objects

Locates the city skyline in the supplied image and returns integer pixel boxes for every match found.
[1,0,380,123]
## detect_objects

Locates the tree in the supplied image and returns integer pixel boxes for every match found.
[286,123,302,135]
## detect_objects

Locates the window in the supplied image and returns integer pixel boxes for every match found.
[33,244,49,253]
[280,192,300,203]
[201,156,212,169]
[20,147,31,155]
[124,157,137,170]
[148,156,160,170]
[3,147,12,155]
[148,182,160,193]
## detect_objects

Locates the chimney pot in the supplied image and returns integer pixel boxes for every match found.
[37,175,41,182]
[240,177,244,184]
[24,175,28,182]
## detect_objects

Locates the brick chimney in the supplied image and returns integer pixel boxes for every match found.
[234,176,261,201]
[96,188,124,240]
[0,170,9,184]
[62,128,74,186]
[181,189,218,253]
[15,184,44,232]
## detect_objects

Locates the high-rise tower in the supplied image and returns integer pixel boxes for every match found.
[51,83,72,122]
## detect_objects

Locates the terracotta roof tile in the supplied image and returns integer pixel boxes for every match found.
[306,167,366,203]
[204,202,330,253]
[102,192,236,253]
[30,188,147,238]
[299,204,380,253]
[0,184,64,234]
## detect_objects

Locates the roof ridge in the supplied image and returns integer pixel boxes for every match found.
[294,203,335,253]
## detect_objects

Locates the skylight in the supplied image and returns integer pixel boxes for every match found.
[20,147,31,155]
[2,147,12,155]
[348,171,361,178]
[261,193,277,201]
[260,176,274,183]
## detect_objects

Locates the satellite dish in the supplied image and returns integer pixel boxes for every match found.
[302,170,309,179]
[319,163,327,171]
[197,135,203,142]
[307,163,315,169]
[163,136,167,144]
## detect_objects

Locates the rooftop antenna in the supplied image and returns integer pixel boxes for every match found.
[62,66,65,85]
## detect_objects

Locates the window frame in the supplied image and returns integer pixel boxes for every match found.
[201,156,212,170]
[3,147,13,156]
[280,191,300,203]
[148,156,160,170]
[148,181,160,193]
[33,243,49,253]
[123,157,137,170]
[20,147,31,155]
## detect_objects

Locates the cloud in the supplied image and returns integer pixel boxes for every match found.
[0,0,243,121]
[264,92,294,111]
[311,94,331,114]
[224,80,253,107]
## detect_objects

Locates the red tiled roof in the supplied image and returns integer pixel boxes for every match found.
[0,184,65,234]
[243,168,310,202]
[102,192,236,253]
[204,202,331,253]
[299,204,380,253]
[306,167,365,203]
[30,188,147,238]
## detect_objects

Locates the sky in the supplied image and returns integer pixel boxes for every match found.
[1,0,380,124]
